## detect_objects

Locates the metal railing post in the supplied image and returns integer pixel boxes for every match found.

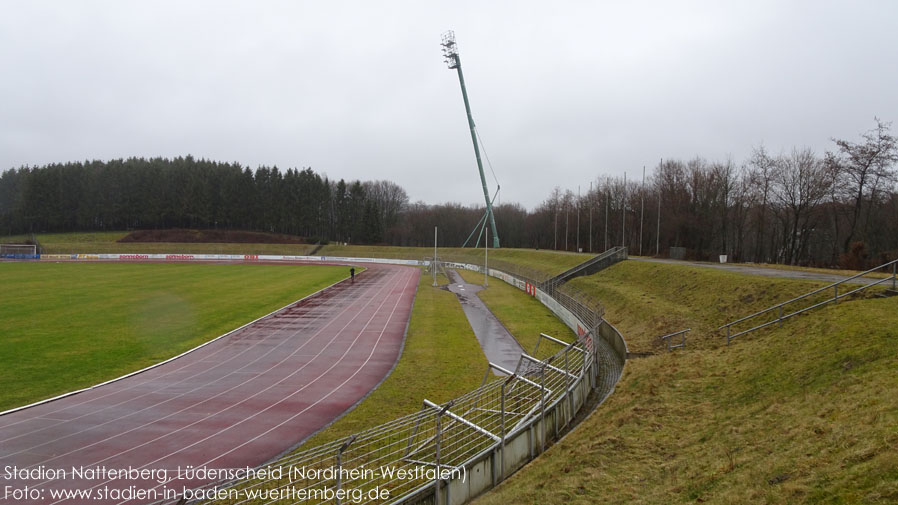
[564,347,573,428]
[435,402,452,505]
[719,258,898,342]
[500,374,515,482]
[335,435,357,505]
[540,364,546,454]
[726,325,730,346]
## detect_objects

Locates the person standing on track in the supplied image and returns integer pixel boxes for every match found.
[350,267,355,283]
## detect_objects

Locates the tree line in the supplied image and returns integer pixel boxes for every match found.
[0,156,408,245]
[1,120,895,267]
[533,119,898,267]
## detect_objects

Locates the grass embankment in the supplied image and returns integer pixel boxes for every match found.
[475,262,898,504]
[455,268,575,354]
[6,232,591,275]
[565,261,855,353]
[0,263,347,411]
[743,262,892,280]
[628,256,891,280]
[3,232,318,255]
[301,272,489,446]
[9,233,889,281]
[319,244,591,277]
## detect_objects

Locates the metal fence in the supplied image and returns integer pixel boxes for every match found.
[183,342,590,505]
[541,246,628,287]
[150,260,619,505]
[438,253,609,332]
[154,339,593,505]
[719,258,898,344]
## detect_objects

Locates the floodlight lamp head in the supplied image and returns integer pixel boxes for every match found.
[441,30,459,69]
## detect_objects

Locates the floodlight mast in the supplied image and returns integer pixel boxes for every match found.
[441,31,500,248]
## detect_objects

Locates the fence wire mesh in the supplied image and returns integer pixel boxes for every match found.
[151,261,603,505]
[437,253,609,331]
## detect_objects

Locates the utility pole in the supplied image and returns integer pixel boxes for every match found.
[576,185,581,253]
[656,158,662,256]
[433,226,438,286]
[639,165,645,256]
[604,179,609,252]
[441,31,499,248]
[622,172,627,249]
[589,181,593,253]
[484,226,489,287]
[565,200,569,251]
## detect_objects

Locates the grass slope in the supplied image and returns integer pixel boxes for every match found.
[10,233,589,275]
[302,272,489,446]
[315,245,592,277]
[566,260,847,352]
[475,263,898,504]
[0,263,346,411]
[31,231,317,255]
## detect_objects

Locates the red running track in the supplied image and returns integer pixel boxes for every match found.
[0,263,420,504]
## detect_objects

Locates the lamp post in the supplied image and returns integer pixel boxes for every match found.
[442,31,500,248]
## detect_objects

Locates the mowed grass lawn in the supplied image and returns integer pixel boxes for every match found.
[0,262,347,411]
[476,263,898,504]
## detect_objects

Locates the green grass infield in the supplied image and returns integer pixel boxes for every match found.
[0,262,347,411]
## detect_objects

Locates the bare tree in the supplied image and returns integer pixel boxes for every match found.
[826,118,898,253]
[747,145,776,262]
[771,148,831,264]
[711,157,738,257]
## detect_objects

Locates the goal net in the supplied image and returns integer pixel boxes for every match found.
[0,244,39,259]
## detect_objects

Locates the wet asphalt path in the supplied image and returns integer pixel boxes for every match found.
[630,257,878,285]
[445,269,525,373]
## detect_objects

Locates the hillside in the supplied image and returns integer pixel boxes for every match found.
[475,261,898,504]
[4,232,592,278]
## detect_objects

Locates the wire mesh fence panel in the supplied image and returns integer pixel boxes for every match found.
[152,260,609,505]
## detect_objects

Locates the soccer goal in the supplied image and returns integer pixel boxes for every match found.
[0,243,39,259]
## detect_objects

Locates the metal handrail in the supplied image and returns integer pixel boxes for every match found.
[544,246,627,285]
[658,328,690,351]
[720,258,898,344]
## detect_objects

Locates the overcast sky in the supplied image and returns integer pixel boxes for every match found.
[2,1,897,209]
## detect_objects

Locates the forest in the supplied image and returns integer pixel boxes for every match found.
[1,120,895,267]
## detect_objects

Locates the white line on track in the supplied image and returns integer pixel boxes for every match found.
[0,271,364,436]
[201,268,417,465]
[34,267,413,498]
[110,268,418,504]
[20,267,398,473]
[0,271,374,452]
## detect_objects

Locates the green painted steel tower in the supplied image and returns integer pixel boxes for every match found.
[441,31,500,248]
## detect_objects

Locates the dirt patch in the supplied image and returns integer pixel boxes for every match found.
[119,229,309,244]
